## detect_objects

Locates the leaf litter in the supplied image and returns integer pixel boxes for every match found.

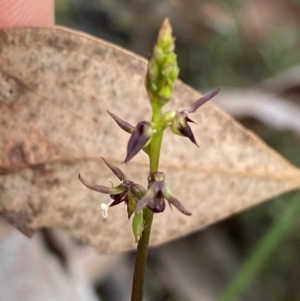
[0,27,300,253]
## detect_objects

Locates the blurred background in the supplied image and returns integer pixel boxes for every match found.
[1,0,300,300]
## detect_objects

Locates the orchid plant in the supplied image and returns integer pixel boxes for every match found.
[78,19,220,301]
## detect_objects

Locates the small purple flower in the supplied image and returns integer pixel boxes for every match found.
[107,111,154,164]
[123,121,154,164]
[79,158,145,218]
[166,88,220,146]
[135,172,191,216]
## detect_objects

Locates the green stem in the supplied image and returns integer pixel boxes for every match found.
[131,100,163,301]
[130,208,154,301]
[149,101,163,173]
[149,131,163,173]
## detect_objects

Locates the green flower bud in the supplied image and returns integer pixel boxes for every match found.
[157,86,172,100]
[157,19,174,53]
[146,18,179,107]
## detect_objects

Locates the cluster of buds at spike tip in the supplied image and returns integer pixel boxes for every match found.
[161,88,220,146]
[146,18,179,107]
[108,111,154,163]
[135,172,191,215]
[78,158,146,219]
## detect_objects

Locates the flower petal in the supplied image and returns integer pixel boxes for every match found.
[110,192,128,207]
[186,116,196,124]
[162,188,192,216]
[102,157,127,181]
[178,123,198,147]
[147,193,166,213]
[127,197,137,219]
[123,121,153,164]
[107,111,134,134]
[130,183,147,200]
[135,188,157,213]
[186,87,220,113]
[78,174,126,194]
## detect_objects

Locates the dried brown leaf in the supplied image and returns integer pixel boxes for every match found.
[1,27,300,253]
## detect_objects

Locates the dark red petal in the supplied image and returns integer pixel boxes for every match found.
[123,121,152,164]
[186,116,196,124]
[110,192,128,207]
[147,194,166,213]
[178,123,198,147]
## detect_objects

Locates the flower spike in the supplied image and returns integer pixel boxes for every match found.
[146,18,179,107]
